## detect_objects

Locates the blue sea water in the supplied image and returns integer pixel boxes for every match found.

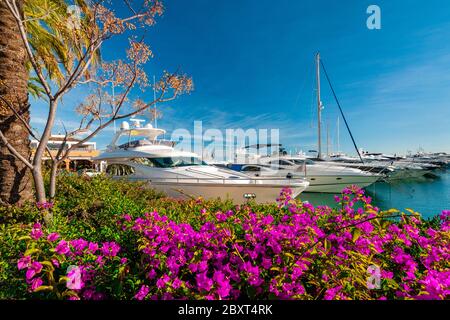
[298,170,449,219]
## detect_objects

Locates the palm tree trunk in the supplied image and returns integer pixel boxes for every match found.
[0,1,33,205]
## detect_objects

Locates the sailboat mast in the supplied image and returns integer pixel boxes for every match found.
[326,122,330,157]
[337,116,340,153]
[316,52,322,159]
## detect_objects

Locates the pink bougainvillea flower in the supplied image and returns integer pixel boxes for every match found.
[196,272,213,292]
[88,242,99,253]
[156,274,171,289]
[95,255,104,267]
[70,239,88,254]
[30,223,43,240]
[30,277,43,291]
[147,269,157,279]
[213,270,232,298]
[101,242,120,257]
[66,266,84,290]
[51,259,60,268]
[47,232,60,242]
[134,285,150,300]
[324,286,343,300]
[26,261,43,280]
[17,255,31,270]
[172,278,182,289]
[55,240,70,255]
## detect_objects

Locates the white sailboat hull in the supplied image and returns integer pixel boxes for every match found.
[241,167,381,194]
[303,174,380,193]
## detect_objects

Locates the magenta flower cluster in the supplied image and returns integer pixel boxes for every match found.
[17,186,449,300]
[36,202,54,210]
[18,227,123,300]
[118,186,449,300]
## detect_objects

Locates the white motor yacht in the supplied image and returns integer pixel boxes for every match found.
[217,145,382,194]
[95,120,309,204]
[256,156,381,193]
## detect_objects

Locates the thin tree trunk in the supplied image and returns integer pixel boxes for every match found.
[32,166,45,203]
[49,160,58,200]
[0,0,33,206]
[31,97,58,202]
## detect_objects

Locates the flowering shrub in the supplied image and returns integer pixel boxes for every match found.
[5,182,450,300]
[16,223,126,300]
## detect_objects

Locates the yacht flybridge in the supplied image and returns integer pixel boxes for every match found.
[95,119,309,204]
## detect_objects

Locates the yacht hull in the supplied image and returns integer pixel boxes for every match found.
[303,174,380,193]
[387,168,430,181]
[241,171,381,194]
[144,180,308,204]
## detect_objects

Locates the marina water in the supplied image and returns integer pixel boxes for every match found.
[299,170,449,219]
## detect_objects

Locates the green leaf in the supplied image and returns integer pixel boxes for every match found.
[62,290,79,298]
[24,248,40,257]
[324,239,331,251]
[383,278,399,289]
[40,261,54,269]
[33,285,53,293]
[58,276,69,284]
[284,252,295,261]
[246,286,257,299]
[270,267,281,272]
[352,229,361,242]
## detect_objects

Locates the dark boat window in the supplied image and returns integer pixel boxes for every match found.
[242,166,261,172]
[291,159,314,165]
[106,164,135,176]
[269,160,294,166]
[132,157,207,168]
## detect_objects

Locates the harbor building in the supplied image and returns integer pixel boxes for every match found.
[30,135,100,171]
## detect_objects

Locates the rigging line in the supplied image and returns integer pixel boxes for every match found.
[293,61,311,109]
[320,60,364,163]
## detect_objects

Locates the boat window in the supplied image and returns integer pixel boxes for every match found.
[242,166,261,172]
[106,164,135,176]
[269,160,294,166]
[131,158,155,167]
[291,159,313,165]
[132,157,207,168]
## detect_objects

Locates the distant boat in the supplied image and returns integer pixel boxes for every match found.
[213,144,382,193]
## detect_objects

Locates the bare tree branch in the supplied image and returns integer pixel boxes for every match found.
[0,130,33,169]
[0,95,55,162]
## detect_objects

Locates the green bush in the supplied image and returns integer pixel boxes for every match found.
[0,175,448,300]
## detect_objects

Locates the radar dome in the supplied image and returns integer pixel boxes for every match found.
[121,121,130,130]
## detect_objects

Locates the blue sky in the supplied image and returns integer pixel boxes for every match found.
[30,0,450,155]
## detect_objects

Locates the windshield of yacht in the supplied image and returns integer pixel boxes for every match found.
[131,157,207,168]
